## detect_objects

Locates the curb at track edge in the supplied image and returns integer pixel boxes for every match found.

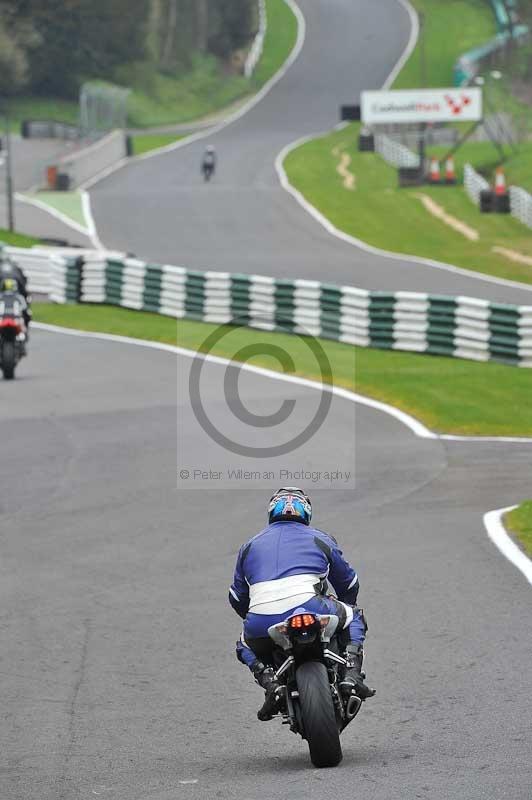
[484,507,532,586]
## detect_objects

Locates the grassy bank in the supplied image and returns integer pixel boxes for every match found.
[8,0,297,132]
[505,501,532,557]
[0,229,40,248]
[33,303,532,437]
[284,123,532,285]
[398,0,532,151]
[253,0,299,86]
[428,139,532,195]
[394,0,496,89]
[131,134,185,156]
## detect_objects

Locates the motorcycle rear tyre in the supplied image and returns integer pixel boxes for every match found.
[296,661,342,768]
[1,340,16,380]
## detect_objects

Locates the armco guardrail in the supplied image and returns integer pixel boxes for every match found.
[3,247,531,367]
[21,120,82,140]
[454,1,528,86]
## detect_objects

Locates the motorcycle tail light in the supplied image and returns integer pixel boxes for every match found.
[290,614,315,629]
[0,317,20,329]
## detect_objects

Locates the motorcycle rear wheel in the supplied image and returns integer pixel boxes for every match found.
[1,340,16,379]
[296,661,342,768]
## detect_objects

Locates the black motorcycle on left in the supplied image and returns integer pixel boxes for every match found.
[0,291,28,379]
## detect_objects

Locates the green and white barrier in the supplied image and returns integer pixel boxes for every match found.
[3,244,531,367]
[0,243,83,302]
[79,257,532,368]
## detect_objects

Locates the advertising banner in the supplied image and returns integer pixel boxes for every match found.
[361,88,483,125]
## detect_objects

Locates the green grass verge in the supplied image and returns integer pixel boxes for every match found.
[0,229,40,248]
[25,191,88,229]
[284,123,532,285]
[124,58,250,128]
[396,0,532,184]
[394,0,496,89]
[428,139,532,195]
[33,303,532,437]
[130,134,184,156]
[253,0,299,86]
[6,95,79,132]
[8,0,297,131]
[505,501,532,557]
[125,0,297,127]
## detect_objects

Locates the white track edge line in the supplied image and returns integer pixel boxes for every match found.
[15,193,92,239]
[382,0,420,90]
[80,191,104,251]
[275,137,532,294]
[79,0,306,191]
[483,506,532,585]
[32,321,435,439]
[274,1,532,296]
[31,322,532,444]
[440,434,532,443]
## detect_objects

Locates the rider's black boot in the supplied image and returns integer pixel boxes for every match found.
[339,644,376,701]
[252,662,282,721]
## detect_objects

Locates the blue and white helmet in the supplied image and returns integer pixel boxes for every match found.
[268,487,312,526]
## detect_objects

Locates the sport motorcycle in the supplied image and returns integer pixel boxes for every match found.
[265,607,365,768]
[0,292,27,379]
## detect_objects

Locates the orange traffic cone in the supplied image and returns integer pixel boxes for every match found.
[493,166,510,213]
[494,166,507,196]
[428,157,441,184]
[445,156,456,185]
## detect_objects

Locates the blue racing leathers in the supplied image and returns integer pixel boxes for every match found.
[228,521,367,669]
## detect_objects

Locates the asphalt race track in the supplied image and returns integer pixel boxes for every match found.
[2,2,532,798]
[91,0,532,305]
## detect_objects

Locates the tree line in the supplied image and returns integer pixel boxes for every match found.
[0,0,258,98]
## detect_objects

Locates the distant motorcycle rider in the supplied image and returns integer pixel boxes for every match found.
[201,145,216,180]
[0,257,32,332]
[229,487,375,722]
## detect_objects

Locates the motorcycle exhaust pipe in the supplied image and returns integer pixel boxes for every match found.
[346,695,362,721]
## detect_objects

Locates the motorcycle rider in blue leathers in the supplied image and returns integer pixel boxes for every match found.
[229,487,375,721]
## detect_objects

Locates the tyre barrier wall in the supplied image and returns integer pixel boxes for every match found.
[3,246,532,367]
[453,1,528,86]
[0,244,108,303]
